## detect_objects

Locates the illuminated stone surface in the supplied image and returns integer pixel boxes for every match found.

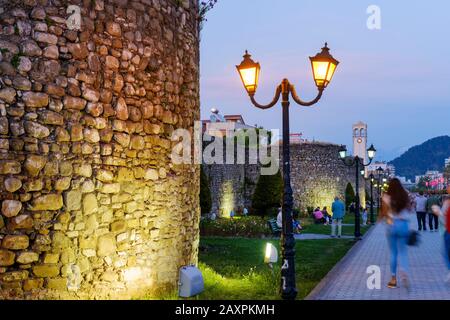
[0,0,200,299]
[204,142,365,216]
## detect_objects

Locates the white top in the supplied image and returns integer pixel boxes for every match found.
[276,210,282,228]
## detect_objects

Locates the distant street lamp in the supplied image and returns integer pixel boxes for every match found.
[236,43,339,300]
[368,173,375,224]
[376,166,384,210]
[338,144,376,239]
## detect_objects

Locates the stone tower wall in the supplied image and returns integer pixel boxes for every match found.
[204,142,365,216]
[0,0,200,299]
[290,142,365,213]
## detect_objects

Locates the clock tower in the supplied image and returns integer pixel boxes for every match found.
[353,121,368,167]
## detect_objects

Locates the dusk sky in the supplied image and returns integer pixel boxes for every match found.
[199,0,450,161]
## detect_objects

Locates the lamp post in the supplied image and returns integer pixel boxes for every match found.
[338,144,376,239]
[369,173,375,224]
[236,43,339,300]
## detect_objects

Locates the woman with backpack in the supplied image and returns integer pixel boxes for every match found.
[379,178,413,289]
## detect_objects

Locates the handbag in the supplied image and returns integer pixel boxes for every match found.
[407,230,420,246]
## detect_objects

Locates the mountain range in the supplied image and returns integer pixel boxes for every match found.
[389,135,450,181]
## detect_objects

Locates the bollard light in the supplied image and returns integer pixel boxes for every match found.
[178,265,204,298]
[264,243,278,264]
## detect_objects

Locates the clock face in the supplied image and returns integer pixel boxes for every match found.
[357,138,362,143]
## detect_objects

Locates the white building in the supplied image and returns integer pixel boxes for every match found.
[397,176,415,189]
[445,157,450,168]
[202,109,255,137]
[367,161,396,178]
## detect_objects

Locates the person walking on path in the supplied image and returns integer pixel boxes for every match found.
[379,178,413,290]
[415,191,428,231]
[331,196,345,238]
[427,193,441,232]
[431,196,450,283]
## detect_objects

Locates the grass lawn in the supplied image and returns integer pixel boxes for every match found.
[301,219,372,236]
[155,237,356,300]
[300,211,378,236]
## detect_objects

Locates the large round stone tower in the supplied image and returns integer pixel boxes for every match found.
[0,0,200,299]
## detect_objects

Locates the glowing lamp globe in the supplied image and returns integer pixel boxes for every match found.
[338,145,347,159]
[236,50,261,95]
[367,144,376,160]
[309,43,339,89]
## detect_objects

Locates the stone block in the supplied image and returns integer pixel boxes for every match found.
[83,193,98,215]
[1,200,22,217]
[30,194,63,211]
[16,251,39,264]
[97,234,116,257]
[2,235,29,250]
[0,250,15,266]
[64,190,82,211]
[32,265,60,277]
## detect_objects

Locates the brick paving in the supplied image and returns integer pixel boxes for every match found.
[307,215,450,300]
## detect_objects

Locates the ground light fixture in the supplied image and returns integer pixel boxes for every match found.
[236,43,339,300]
[264,242,278,266]
[178,265,204,298]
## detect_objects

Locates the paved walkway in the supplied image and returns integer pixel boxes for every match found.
[307,216,450,300]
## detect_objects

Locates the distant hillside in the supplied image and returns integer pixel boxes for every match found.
[389,135,450,180]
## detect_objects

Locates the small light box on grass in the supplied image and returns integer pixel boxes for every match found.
[264,243,278,264]
[178,265,204,298]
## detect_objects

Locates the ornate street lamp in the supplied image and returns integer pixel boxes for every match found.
[338,144,376,239]
[236,43,339,300]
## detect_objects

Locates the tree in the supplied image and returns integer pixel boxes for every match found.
[345,182,355,209]
[251,169,282,217]
[365,188,372,204]
[200,166,212,215]
[416,176,432,191]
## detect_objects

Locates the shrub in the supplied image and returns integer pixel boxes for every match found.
[200,216,271,238]
[200,166,212,215]
[345,182,355,209]
[251,169,282,217]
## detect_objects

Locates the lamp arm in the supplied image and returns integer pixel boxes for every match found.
[249,85,282,110]
[290,84,324,107]
[363,158,374,167]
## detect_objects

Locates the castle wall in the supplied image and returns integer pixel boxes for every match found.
[204,142,365,216]
[0,0,200,299]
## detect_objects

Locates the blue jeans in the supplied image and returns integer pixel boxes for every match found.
[444,232,450,270]
[386,220,410,277]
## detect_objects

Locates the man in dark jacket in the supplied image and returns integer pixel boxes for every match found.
[415,191,428,231]
[427,193,441,232]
